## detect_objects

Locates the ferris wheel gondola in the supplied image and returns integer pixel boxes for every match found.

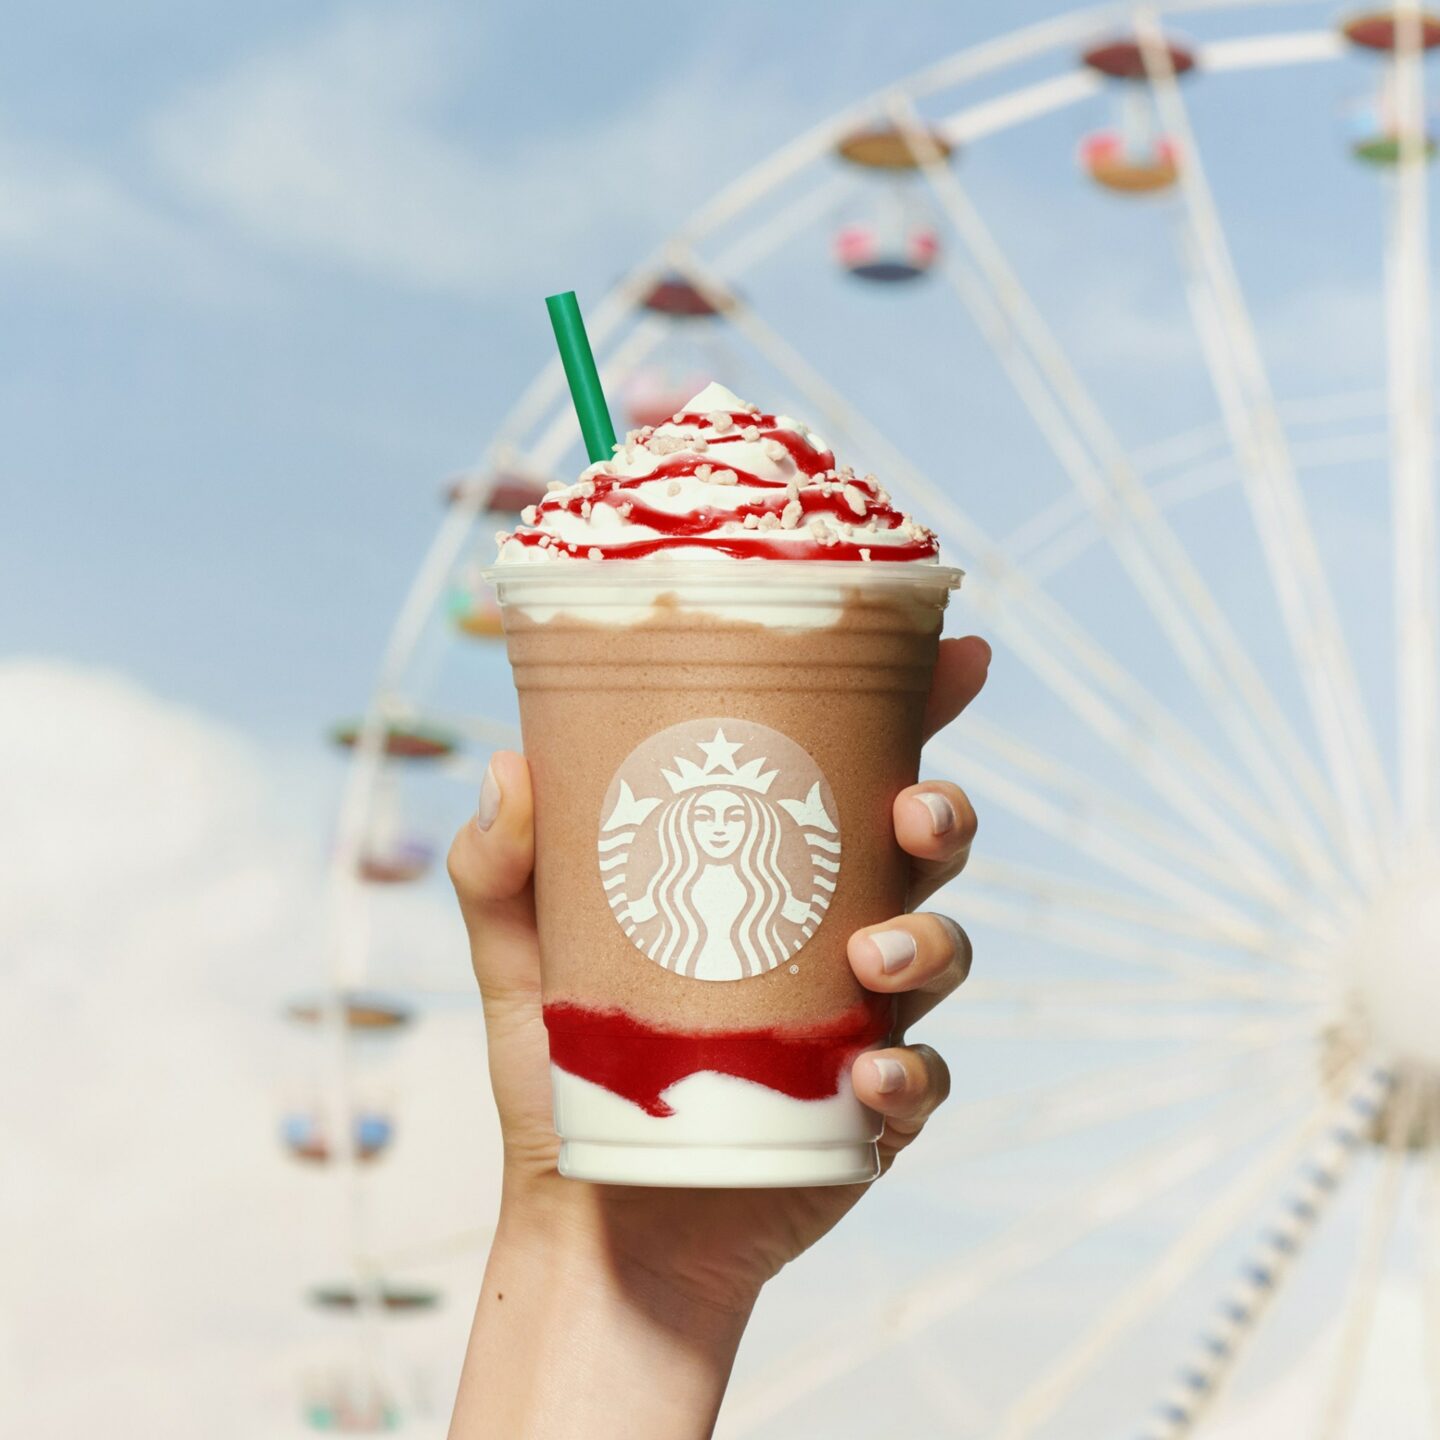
[308,1283,442,1314]
[281,1111,394,1165]
[328,719,461,761]
[833,123,947,280]
[1079,32,1194,193]
[285,993,413,1031]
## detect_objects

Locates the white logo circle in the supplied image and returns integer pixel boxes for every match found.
[597,718,842,982]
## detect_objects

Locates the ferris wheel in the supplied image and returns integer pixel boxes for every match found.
[291,2,1440,1434]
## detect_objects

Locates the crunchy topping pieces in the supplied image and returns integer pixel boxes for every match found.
[780,498,803,529]
[708,411,735,434]
[760,438,787,462]
[860,546,872,562]
[742,513,759,529]
[520,505,538,524]
[587,547,603,561]
[711,468,738,486]
[843,484,868,516]
[741,425,761,441]
[666,480,682,496]
[695,463,713,480]
[758,511,781,530]
[546,481,568,493]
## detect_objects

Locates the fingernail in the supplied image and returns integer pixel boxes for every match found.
[915,791,956,836]
[870,1057,907,1094]
[870,929,917,975]
[476,762,501,831]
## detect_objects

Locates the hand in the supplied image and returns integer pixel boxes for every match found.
[446,635,989,1318]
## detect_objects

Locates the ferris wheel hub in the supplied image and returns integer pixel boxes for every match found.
[1344,852,1440,1079]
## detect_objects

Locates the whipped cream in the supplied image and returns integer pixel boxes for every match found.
[494,382,940,564]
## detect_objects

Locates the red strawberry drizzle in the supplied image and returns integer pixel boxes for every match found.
[543,992,895,1117]
[500,417,938,561]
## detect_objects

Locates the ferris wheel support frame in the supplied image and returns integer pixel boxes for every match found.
[1386,0,1439,850]
[885,91,1352,901]
[1135,7,1395,888]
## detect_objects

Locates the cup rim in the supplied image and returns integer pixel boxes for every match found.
[480,558,964,590]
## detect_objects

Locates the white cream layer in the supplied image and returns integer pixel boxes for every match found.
[550,1062,883,1149]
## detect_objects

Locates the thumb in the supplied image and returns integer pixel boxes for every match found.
[446,750,540,1002]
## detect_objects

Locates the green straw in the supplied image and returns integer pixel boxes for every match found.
[546,291,617,463]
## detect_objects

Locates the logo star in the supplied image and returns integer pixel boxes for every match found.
[696,727,744,774]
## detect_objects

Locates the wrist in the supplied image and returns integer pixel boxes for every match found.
[450,1184,756,1439]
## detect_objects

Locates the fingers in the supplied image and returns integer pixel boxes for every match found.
[847,909,971,1168]
[892,780,978,909]
[852,1042,952,1167]
[848,911,972,1039]
[921,635,991,743]
[446,750,541,1002]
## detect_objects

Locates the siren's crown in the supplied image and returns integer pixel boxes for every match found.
[662,726,778,795]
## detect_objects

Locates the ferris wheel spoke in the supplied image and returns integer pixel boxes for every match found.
[1134,1064,1391,1440]
[1017,423,1389,585]
[934,755,1277,934]
[1133,8,1394,884]
[947,885,1319,993]
[722,1072,1314,1438]
[1384,3,1439,848]
[1318,1073,1421,1440]
[959,853,1287,956]
[908,1039,1316,1175]
[992,1069,1341,1440]
[886,94,1348,901]
[939,881,1329,993]
[670,250,1320,900]
[959,976,1310,1008]
[922,1008,1315,1045]
[707,175,854,279]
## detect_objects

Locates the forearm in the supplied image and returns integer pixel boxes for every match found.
[450,1201,756,1439]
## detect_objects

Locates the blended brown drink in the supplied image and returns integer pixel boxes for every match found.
[485,383,960,1187]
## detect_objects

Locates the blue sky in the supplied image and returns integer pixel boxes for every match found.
[5,2,1437,1435]
[3,0,1401,756]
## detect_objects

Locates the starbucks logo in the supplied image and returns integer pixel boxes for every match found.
[598,718,842,982]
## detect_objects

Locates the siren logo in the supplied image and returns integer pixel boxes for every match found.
[598,719,842,981]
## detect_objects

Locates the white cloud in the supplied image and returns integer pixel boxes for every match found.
[0,136,227,295]
[0,660,500,1437]
[147,7,811,297]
